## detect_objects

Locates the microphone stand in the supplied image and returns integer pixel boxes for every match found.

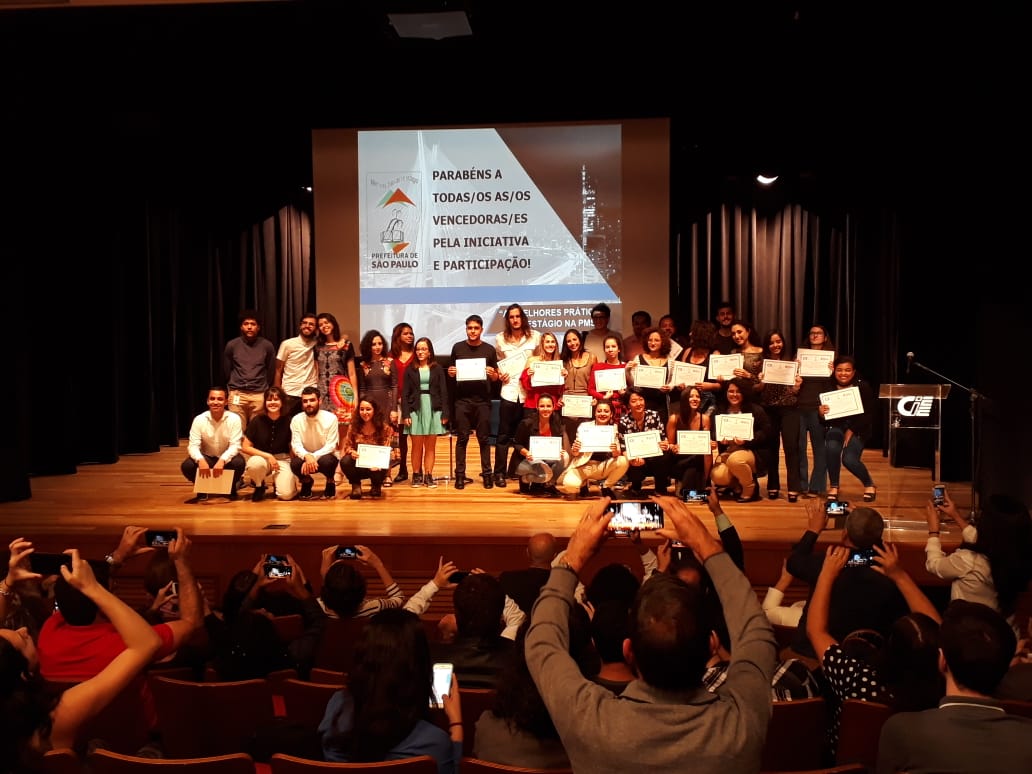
[910,358,985,518]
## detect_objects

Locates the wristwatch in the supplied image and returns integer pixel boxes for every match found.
[556,557,578,575]
[104,553,120,567]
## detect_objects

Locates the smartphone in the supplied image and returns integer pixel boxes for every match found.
[933,485,946,507]
[265,554,290,565]
[263,562,293,579]
[145,530,178,548]
[846,548,876,568]
[334,546,362,560]
[826,500,850,516]
[30,552,72,576]
[431,662,454,708]
[169,581,178,596]
[447,571,469,584]
[680,488,708,504]
[606,500,664,536]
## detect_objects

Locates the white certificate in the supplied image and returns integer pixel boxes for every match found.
[716,413,754,441]
[529,360,563,387]
[761,359,799,386]
[670,361,706,387]
[357,443,391,469]
[578,423,616,452]
[455,357,487,382]
[677,430,711,455]
[529,435,563,461]
[593,367,627,393]
[633,364,667,389]
[193,469,235,495]
[820,386,864,420]
[497,350,528,379]
[668,339,683,360]
[708,353,743,380]
[797,348,835,377]
[624,430,663,459]
[561,393,593,418]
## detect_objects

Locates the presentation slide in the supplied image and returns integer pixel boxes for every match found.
[312,119,669,349]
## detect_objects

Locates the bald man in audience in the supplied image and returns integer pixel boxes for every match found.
[499,532,559,616]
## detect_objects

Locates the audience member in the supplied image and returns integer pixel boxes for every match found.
[786,499,909,659]
[241,385,298,501]
[526,496,777,772]
[222,308,276,430]
[807,543,944,753]
[876,600,1032,774]
[289,385,340,500]
[317,544,404,619]
[180,385,245,504]
[401,336,448,489]
[448,315,501,490]
[761,560,806,628]
[499,534,559,617]
[925,491,1032,632]
[1,538,54,640]
[0,547,161,770]
[319,608,462,772]
[275,312,320,417]
[587,598,636,693]
[473,614,592,769]
[431,573,516,688]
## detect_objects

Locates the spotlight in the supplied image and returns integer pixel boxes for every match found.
[756,174,779,186]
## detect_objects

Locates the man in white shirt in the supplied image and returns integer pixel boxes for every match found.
[289,385,340,499]
[180,386,245,503]
[275,312,319,417]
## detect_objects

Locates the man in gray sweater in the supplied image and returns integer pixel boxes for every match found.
[526,495,777,773]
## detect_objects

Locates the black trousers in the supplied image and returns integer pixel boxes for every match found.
[340,456,387,487]
[180,454,245,488]
[290,454,339,486]
[454,397,491,476]
[494,397,524,477]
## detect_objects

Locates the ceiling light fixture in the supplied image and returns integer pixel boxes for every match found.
[756,174,779,186]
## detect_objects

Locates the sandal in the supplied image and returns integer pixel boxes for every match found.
[826,488,839,501]
[863,487,877,502]
[768,489,780,500]
[382,477,393,488]
[787,492,799,503]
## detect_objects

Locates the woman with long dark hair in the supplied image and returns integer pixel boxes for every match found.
[559,328,597,447]
[494,303,541,485]
[757,328,802,502]
[340,398,396,499]
[819,354,877,502]
[319,608,462,770]
[511,393,569,497]
[389,322,416,483]
[401,337,448,488]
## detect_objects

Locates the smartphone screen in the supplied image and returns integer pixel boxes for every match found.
[933,485,946,507]
[265,554,289,565]
[263,563,293,579]
[30,552,72,576]
[431,662,454,708]
[607,501,664,535]
[334,546,360,560]
[145,530,177,548]
[846,548,876,568]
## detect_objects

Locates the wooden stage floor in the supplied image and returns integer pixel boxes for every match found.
[0,437,968,600]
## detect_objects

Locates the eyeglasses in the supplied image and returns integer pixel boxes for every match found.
[809,331,825,336]
[591,314,607,320]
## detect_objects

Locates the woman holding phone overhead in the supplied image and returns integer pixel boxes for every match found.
[401,337,449,489]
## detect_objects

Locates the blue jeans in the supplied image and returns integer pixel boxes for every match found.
[824,428,873,488]
[798,409,827,493]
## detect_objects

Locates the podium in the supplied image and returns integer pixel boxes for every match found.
[879,384,951,481]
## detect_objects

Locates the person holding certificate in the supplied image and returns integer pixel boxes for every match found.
[588,334,631,419]
[618,387,672,496]
[494,303,541,487]
[819,355,877,502]
[388,322,416,484]
[559,328,597,447]
[711,379,772,503]
[340,398,397,499]
[667,386,714,493]
[627,327,674,425]
[673,320,723,416]
[512,393,569,497]
[558,399,628,500]
[448,314,501,490]
[402,337,449,489]
[757,328,803,502]
[729,319,765,388]
[519,331,566,419]
[796,324,835,498]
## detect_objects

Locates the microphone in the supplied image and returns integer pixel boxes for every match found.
[906,351,914,376]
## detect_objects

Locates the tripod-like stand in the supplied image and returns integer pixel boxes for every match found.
[910,358,986,518]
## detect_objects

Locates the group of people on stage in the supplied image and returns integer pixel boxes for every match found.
[180,303,878,503]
